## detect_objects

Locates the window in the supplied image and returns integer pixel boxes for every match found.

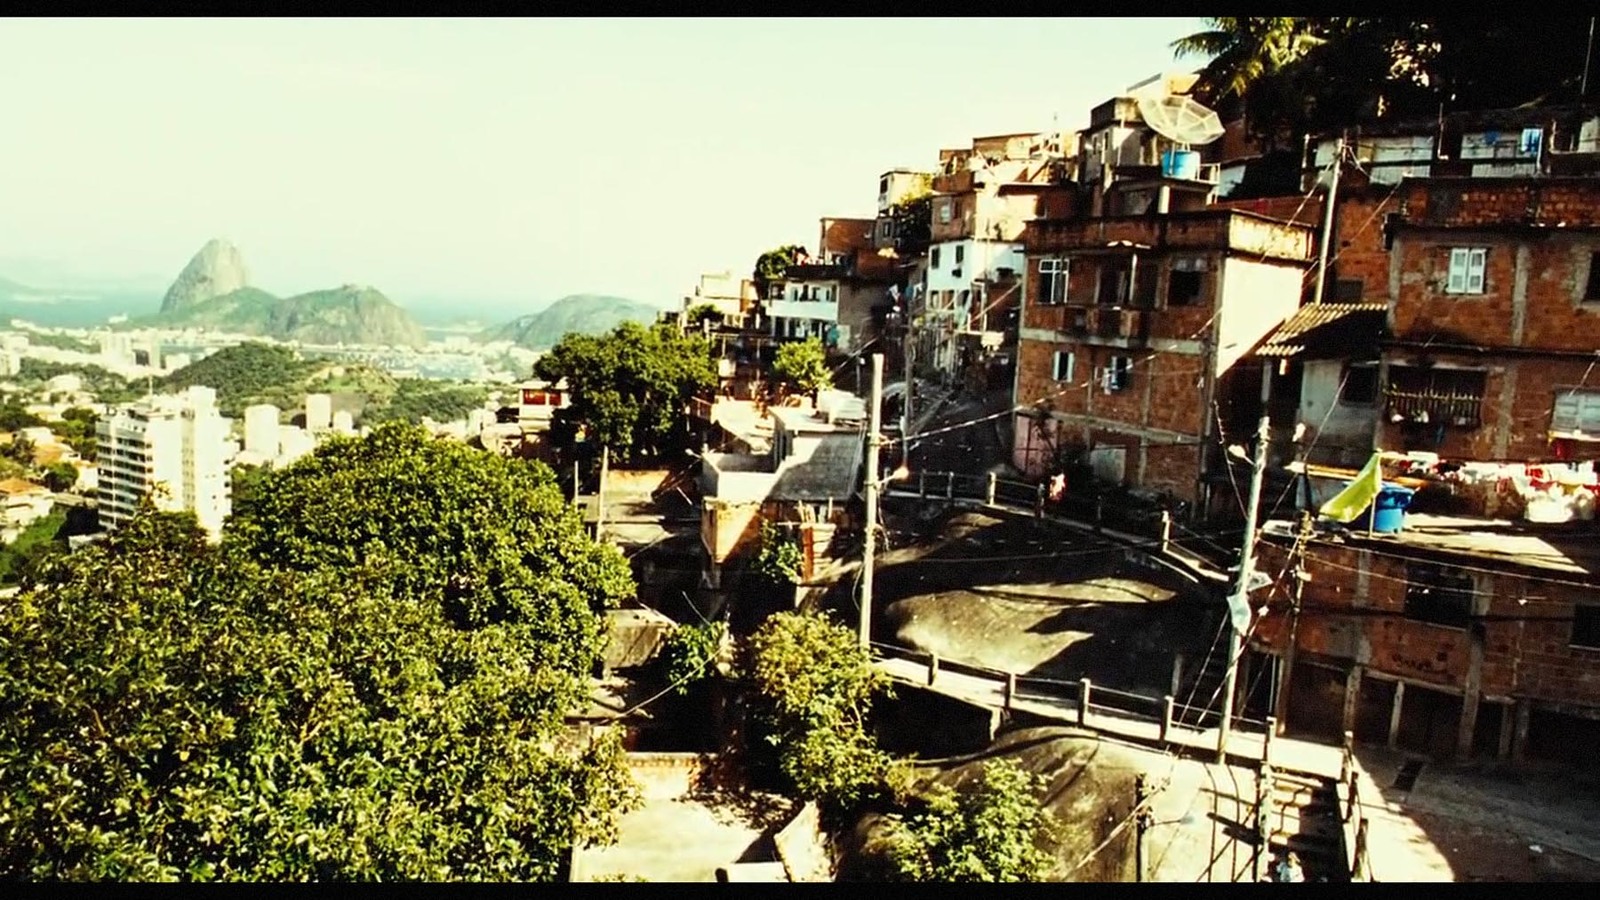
[1102,354,1133,393]
[1550,389,1600,439]
[955,244,965,265]
[1446,247,1487,294]
[931,247,942,269]
[1334,279,1365,302]
[1052,350,1075,382]
[939,200,953,224]
[879,176,890,195]
[1168,257,1205,306]
[1038,258,1067,305]
[1385,366,1487,428]
[1573,606,1600,650]
[1585,252,1600,302]
[1404,562,1475,629]
[878,219,895,242]
[1340,365,1379,405]
[1519,127,1543,157]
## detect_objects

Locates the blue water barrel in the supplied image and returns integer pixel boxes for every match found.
[1362,484,1415,534]
[1161,149,1200,180]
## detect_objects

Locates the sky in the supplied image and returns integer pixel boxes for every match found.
[0,17,1207,316]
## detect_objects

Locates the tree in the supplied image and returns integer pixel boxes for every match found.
[532,321,717,467]
[684,303,723,329]
[659,619,729,695]
[888,188,933,256]
[56,406,98,461]
[0,399,44,433]
[1172,18,1327,103]
[4,432,36,466]
[773,338,832,399]
[0,427,642,880]
[886,759,1059,883]
[752,245,807,299]
[741,610,899,815]
[749,520,802,589]
[42,461,78,493]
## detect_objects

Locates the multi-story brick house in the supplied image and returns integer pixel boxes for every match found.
[765,217,899,356]
[1238,175,1600,769]
[1012,201,1315,509]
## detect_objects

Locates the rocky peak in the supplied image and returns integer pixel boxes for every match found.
[161,238,250,313]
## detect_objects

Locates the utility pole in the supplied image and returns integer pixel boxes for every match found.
[1272,510,1315,734]
[1312,135,1345,306]
[860,352,884,649]
[1585,17,1597,97]
[902,309,914,466]
[1218,373,1272,762]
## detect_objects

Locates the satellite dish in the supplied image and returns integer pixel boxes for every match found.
[1136,94,1226,149]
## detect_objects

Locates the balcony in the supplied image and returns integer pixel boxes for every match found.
[1088,307,1152,345]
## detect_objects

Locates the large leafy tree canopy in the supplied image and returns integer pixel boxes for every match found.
[0,424,639,880]
[772,338,833,398]
[1175,17,1600,149]
[531,321,717,467]
[887,759,1059,883]
[752,244,807,298]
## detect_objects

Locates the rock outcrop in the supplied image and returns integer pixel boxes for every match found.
[161,238,250,313]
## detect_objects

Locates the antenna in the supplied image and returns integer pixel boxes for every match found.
[1136,94,1227,150]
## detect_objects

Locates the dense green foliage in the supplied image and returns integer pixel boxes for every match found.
[364,379,490,426]
[773,338,833,397]
[750,521,802,589]
[683,303,722,328]
[659,620,728,695]
[742,611,898,815]
[20,331,96,353]
[0,425,641,880]
[887,189,933,256]
[14,359,142,405]
[163,344,488,425]
[482,294,661,351]
[54,406,97,460]
[0,507,66,585]
[1175,17,1600,150]
[532,321,717,467]
[752,245,806,298]
[165,343,316,417]
[149,285,428,348]
[0,399,44,433]
[886,759,1059,883]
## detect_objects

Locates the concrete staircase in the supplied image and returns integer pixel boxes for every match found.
[1174,646,1231,729]
[1262,768,1348,882]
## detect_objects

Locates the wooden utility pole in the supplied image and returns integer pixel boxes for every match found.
[860,353,884,649]
[1218,407,1271,762]
[1312,136,1345,306]
[902,313,914,466]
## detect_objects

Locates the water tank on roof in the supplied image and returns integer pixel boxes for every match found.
[1161,149,1200,180]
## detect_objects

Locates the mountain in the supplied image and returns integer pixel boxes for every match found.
[482,294,661,350]
[149,240,428,347]
[162,239,250,313]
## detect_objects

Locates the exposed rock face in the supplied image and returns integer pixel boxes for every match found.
[161,238,250,313]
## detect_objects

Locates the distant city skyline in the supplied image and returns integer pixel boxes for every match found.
[0,17,1206,313]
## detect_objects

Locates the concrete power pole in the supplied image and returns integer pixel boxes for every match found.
[1218,412,1271,762]
[860,353,885,649]
[1312,136,1345,306]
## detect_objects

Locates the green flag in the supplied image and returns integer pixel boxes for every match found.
[1320,452,1383,524]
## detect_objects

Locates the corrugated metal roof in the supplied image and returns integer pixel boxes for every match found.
[1255,303,1388,358]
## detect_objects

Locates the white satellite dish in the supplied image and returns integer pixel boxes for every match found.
[1136,94,1226,149]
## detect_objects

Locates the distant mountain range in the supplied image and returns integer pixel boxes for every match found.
[0,245,663,342]
[481,293,662,350]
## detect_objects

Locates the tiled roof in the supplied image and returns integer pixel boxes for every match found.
[0,478,46,496]
[1256,303,1388,359]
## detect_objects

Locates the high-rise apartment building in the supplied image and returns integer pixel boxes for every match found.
[95,385,233,539]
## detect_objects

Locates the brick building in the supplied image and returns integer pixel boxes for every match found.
[765,217,899,356]
[1238,175,1600,770]
[1012,207,1315,507]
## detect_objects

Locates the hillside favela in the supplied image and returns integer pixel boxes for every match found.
[3,16,1600,883]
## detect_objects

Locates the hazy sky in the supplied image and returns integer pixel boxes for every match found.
[0,17,1205,313]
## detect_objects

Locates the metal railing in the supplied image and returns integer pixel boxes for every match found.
[1336,730,1375,882]
[866,639,1259,749]
[882,470,1230,588]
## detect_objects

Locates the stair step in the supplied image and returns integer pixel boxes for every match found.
[1269,818,1342,841]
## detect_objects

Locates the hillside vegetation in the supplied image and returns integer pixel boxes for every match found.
[149,285,428,348]
[164,343,488,425]
[482,294,660,351]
